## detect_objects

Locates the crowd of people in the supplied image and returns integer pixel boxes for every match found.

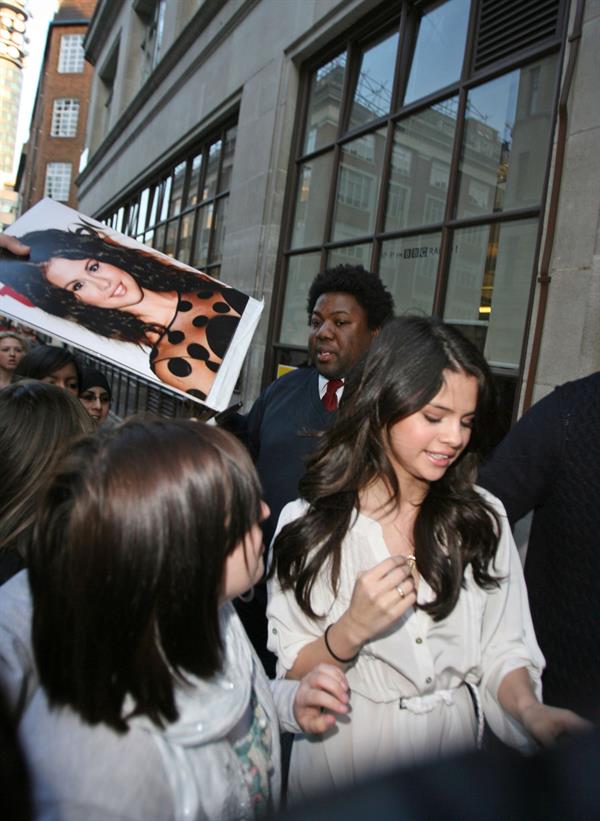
[0,231,597,819]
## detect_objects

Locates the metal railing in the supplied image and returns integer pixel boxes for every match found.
[78,352,200,420]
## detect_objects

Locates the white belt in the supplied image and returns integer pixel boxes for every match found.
[398,689,455,714]
[399,682,484,749]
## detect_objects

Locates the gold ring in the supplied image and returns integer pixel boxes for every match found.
[397,584,405,598]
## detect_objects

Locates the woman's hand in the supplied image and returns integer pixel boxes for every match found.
[0,234,29,256]
[286,556,416,680]
[293,663,350,734]
[338,555,417,650]
[519,702,593,747]
[497,667,592,747]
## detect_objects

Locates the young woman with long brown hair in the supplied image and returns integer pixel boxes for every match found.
[268,316,589,799]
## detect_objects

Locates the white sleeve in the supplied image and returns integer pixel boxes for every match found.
[268,678,301,734]
[266,499,329,679]
[477,493,546,750]
[0,570,37,721]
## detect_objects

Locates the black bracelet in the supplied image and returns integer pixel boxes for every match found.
[324,623,359,664]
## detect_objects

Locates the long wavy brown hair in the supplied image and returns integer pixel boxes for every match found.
[271,316,502,622]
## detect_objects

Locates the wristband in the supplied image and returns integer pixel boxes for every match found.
[324,623,359,664]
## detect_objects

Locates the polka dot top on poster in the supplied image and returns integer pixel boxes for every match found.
[150,286,249,401]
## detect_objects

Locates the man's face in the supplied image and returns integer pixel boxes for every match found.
[308,291,376,379]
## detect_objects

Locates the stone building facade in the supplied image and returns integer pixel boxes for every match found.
[76,0,600,418]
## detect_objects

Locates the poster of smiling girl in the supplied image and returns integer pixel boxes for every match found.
[0,199,263,411]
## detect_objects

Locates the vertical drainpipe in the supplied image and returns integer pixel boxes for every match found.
[522,0,585,410]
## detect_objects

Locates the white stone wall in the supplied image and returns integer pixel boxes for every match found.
[522,0,600,407]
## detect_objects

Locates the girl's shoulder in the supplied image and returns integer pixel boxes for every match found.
[272,498,309,543]
[473,484,509,520]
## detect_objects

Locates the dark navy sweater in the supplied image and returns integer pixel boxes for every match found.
[479,373,600,719]
[246,366,336,546]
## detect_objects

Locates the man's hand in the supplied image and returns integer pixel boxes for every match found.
[0,234,29,256]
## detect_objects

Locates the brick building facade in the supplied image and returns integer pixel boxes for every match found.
[17,0,96,213]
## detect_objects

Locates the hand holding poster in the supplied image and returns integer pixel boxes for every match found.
[0,199,263,411]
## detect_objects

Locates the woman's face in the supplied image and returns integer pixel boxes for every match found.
[221,502,270,603]
[0,337,25,372]
[386,369,478,493]
[41,362,79,396]
[45,257,143,310]
[79,386,111,424]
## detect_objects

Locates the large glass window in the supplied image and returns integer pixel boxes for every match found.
[385,98,458,233]
[331,129,386,242]
[456,56,560,218]
[99,121,237,278]
[379,233,441,315]
[279,253,323,347]
[444,219,539,369]
[303,54,347,154]
[404,0,470,104]
[291,154,335,249]
[348,32,399,130]
[275,0,564,417]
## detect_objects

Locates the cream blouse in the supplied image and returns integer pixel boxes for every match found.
[267,487,545,797]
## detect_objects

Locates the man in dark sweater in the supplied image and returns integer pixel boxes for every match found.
[233,265,394,672]
[246,264,394,545]
[478,372,600,720]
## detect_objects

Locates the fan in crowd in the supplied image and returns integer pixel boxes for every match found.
[0,418,349,819]
[14,344,81,396]
[0,332,27,388]
[78,367,113,426]
[0,381,93,588]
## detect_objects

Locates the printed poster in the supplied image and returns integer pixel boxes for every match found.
[0,198,263,411]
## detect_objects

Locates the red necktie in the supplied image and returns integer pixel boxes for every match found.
[322,378,344,411]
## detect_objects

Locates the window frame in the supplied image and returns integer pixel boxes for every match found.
[97,118,238,279]
[44,161,72,201]
[268,0,568,420]
[57,33,85,74]
[50,98,80,138]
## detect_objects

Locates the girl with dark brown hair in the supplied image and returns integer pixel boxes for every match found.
[0,380,92,586]
[5,419,348,819]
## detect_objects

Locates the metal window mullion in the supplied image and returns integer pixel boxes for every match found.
[321,143,343,255]
[431,82,469,317]
[213,126,228,197]
[205,196,219,268]
[206,128,228,266]
[371,119,395,274]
